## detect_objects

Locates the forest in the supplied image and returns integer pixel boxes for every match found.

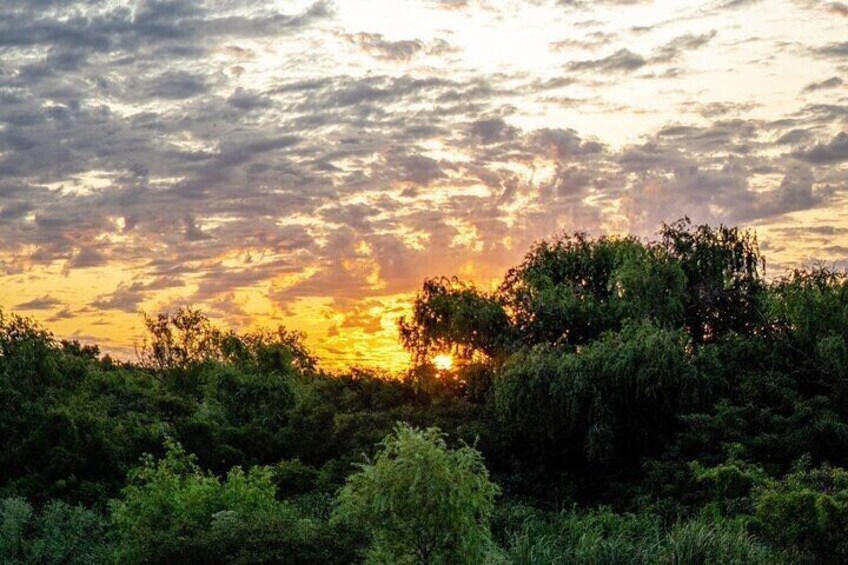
[1,218,847,564]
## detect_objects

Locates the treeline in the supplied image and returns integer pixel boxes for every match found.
[2,218,848,563]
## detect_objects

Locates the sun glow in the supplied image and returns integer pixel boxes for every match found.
[432,354,453,371]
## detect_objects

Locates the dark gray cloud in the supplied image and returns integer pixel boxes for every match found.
[792,133,848,164]
[813,42,848,59]
[342,32,457,62]
[802,77,843,93]
[564,31,717,74]
[146,71,210,99]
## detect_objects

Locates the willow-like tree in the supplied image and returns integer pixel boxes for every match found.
[332,424,500,564]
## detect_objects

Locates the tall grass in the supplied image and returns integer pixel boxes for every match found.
[500,507,790,565]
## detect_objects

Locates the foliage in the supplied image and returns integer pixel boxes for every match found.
[754,463,848,563]
[499,506,785,565]
[111,438,335,564]
[333,424,500,564]
[499,233,686,348]
[494,321,695,467]
[399,277,511,363]
[140,307,316,373]
[0,497,111,564]
[658,218,766,345]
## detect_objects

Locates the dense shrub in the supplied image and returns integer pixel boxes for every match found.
[754,464,848,563]
[333,424,500,564]
[0,497,111,564]
[111,438,339,564]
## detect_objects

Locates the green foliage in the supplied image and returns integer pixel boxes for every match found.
[0,498,31,561]
[754,463,848,563]
[691,450,770,516]
[111,438,334,564]
[333,424,500,564]
[499,506,784,565]
[769,268,848,406]
[140,307,316,373]
[272,459,319,496]
[495,321,694,466]
[499,234,648,347]
[0,497,111,564]
[658,218,766,345]
[399,277,511,363]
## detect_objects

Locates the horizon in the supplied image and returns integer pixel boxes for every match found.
[1,0,846,370]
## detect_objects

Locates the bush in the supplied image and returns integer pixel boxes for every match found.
[111,438,326,564]
[501,508,785,565]
[0,497,111,564]
[333,424,500,564]
[754,463,848,563]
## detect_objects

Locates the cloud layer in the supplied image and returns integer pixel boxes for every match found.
[1,0,846,367]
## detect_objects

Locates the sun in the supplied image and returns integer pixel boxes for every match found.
[432,354,453,371]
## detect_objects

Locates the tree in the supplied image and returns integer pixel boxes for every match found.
[399,277,511,364]
[0,497,111,564]
[333,424,500,564]
[498,233,647,347]
[140,307,317,374]
[755,463,848,563]
[494,321,695,467]
[659,218,766,345]
[139,307,221,370]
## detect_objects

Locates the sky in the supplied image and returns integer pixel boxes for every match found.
[0,0,846,370]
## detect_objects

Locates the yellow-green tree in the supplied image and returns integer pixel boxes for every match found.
[333,424,499,564]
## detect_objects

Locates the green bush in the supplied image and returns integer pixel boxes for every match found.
[0,497,111,564]
[754,464,848,563]
[111,438,328,564]
[333,424,500,564]
[501,508,785,565]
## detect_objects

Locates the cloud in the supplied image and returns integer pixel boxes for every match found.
[717,0,765,9]
[566,48,647,72]
[652,31,718,62]
[16,295,63,310]
[146,71,210,99]
[469,118,519,144]
[558,0,651,6]
[563,31,716,74]
[0,0,845,365]
[802,77,843,93]
[91,283,146,313]
[812,42,848,58]
[550,31,617,52]
[340,29,459,62]
[792,132,848,164]
[47,307,75,321]
[344,32,425,61]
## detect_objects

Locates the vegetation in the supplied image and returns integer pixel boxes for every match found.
[333,424,499,564]
[2,218,848,563]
